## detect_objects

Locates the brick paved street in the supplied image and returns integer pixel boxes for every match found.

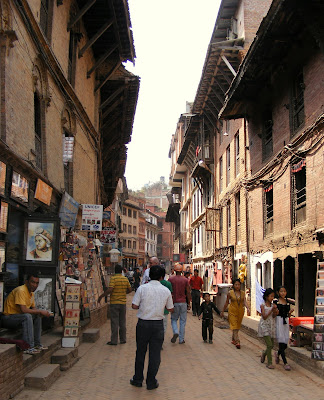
[16,298,324,400]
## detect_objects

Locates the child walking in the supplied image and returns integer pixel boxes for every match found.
[198,293,221,344]
[273,286,293,370]
[258,288,277,369]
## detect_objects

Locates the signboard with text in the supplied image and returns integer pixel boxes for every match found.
[81,204,103,231]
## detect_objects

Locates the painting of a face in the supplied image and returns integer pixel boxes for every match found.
[35,235,47,251]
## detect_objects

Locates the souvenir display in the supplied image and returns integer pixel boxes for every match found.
[56,230,108,322]
[312,261,324,360]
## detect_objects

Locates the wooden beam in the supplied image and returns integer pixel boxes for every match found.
[210,86,224,105]
[217,66,232,85]
[221,54,237,77]
[101,114,122,131]
[204,102,218,120]
[95,61,122,92]
[87,44,118,78]
[79,18,114,58]
[102,97,124,120]
[68,0,97,31]
[207,96,221,113]
[213,77,226,94]
[203,108,218,129]
[99,85,125,110]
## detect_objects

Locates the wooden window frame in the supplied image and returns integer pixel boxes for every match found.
[219,156,223,193]
[263,185,274,236]
[226,145,231,186]
[290,69,305,135]
[291,163,306,227]
[235,133,239,176]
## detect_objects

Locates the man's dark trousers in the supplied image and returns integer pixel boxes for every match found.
[133,319,164,387]
[110,304,126,344]
[191,289,200,315]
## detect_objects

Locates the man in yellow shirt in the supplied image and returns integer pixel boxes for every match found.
[98,264,132,345]
[2,274,50,355]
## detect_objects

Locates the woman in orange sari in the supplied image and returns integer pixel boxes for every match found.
[221,279,250,349]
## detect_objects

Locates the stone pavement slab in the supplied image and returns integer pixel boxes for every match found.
[15,298,324,400]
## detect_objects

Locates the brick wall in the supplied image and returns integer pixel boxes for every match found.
[4,1,100,203]
[248,50,324,254]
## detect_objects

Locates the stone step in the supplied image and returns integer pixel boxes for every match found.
[51,348,79,371]
[82,328,100,343]
[24,364,60,390]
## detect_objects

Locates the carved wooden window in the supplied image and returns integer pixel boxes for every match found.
[219,156,223,193]
[291,69,305,134]
[262,111,273,161]
[235,133,240,176]
[34,92,43,170]
[264,185,273,236]
[40,0,53,39]
[68,31,78,86]
[235,192,241,243]
[226,145,231,186]
[227,201,231,246]
[292,160,306,226]
[219,207,223,248]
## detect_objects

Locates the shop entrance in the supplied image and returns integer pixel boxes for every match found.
[273,259,282,292]
[298,253,317,316]
[284,256,295,301]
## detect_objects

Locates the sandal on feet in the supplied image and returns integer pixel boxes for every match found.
[266,364,274,369]
[284,364,291,371]
[236,343,241,349]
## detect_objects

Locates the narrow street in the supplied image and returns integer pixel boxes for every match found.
[16,298,324,400]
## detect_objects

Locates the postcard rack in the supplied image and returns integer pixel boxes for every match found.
[62,284,81,347]
[312,260,324,360]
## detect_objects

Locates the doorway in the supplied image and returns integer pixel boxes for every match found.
[284,256,295,301]
[298,253,317,316]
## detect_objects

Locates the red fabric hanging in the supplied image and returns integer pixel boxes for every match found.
[292,159,306,173]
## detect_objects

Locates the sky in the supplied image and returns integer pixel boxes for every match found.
[124,0,221,191]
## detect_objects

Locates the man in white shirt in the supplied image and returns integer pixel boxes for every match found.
[130,265,174,390]
[141,256,159,284]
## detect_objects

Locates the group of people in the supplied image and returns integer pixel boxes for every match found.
[258,285,293,370]
[0,257,293,390]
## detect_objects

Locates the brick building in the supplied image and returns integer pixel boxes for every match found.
[220,0,324,316]
[167,0,272,291]
[0,1,139,397]
[147,204,173,271]
[120,199,141,269]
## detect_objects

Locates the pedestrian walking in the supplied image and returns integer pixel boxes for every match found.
[98,264,132,345]
[198,293,221,344]
[221,279,250,349]
[258,288,277,369]
[169,263,191,344]
[133,267,141,291]
[130,265,174,390]
[273,286,293,370]
[141,257,159,284]
[160,268,173,334]
[189,269,203,316]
